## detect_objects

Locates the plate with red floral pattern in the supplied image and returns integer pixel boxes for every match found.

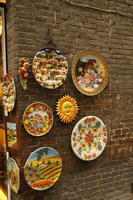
[32,47,68,89]
[72,50,108,96]
[71,116,107,161]
[23,102,53,136]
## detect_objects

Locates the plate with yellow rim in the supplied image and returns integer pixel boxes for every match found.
[23,102,53,137]
[24,147,62,191]
[71,50,108,96]
[71,116,107,161]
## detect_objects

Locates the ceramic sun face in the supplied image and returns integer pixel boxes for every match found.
[56,95,79,123]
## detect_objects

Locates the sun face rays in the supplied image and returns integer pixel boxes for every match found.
[56,95,79,123]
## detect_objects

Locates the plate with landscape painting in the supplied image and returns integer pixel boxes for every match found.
[23,102,53,137]
[24,147,62,191]
[32,46,68,89]
[2,74,16,112]
[71,116,107,161]
[72,50,108,96]
[7,157,20,194]
[7,122,17,148]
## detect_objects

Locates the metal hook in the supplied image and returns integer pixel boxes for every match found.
[46,27,57,47]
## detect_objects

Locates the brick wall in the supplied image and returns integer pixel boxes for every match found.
[6,0,133,200]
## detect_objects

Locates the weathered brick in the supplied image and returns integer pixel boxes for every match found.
[6,0,133,200]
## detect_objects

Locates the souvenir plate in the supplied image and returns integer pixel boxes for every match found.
[32,47,68,89]
[24,147,62,191]
[2,74,16,112]
[72,50,108,96]
[71,116,107,161]
[7,157,20,193]
[7,122,17,148]
[23,102,53,136]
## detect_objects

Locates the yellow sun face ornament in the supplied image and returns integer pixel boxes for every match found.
[56,95,79,123]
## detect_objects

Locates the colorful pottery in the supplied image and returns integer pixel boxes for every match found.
[71,116,107,161]
[2,74,16,112]
[72,50,108,96]
[23,102,53,136]
[32,47,68,89]
[7,122,17,148]
[24,147,62,191]
[56,95,79,123]
[18,57,30,90]
[7,157,20,194]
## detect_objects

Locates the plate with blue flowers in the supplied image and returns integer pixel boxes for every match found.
[71,116,107,161]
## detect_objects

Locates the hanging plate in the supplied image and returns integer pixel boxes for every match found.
[2,74,16,112]
[71,116,107,161]
[23,102,53,137]
[7,157,20,194]
[72,50,108,96]
[7,122,17,148]
[32,47,68,89]
[24,147,62,191]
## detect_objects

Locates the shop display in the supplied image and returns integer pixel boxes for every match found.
[71,116,107,161]
[2,74,16,112]
[18,57,30,90]
[72,50,108,96]
[32,47,68,89]
[24,147,62,191]
[56,95,79,123]
[7,122,17,148]
[23,102,53,136]
[7,157,20,194]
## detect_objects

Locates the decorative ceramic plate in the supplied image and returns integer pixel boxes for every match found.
[7,122,17,148]
[72,50,108,96]
[23,102,53,137]
[24,147,62,191]
[7,157,20,194]
[71,116,107,161]
[2,74,16,112]
[32,47,68,89]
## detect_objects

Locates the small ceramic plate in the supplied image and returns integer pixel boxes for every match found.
[71,116,107,161]
[23,102,53,137]
[7,122,17,148]
[2,74,16,112]
[32,47,68,89]
[72,50,108,96]
[7,157,20,194]
[24,147,62,191]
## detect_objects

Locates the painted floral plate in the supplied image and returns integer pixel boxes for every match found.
[24,147,62,191]
[32,47,68,89]
[72,50,108,96]
[23,102,53,136]
[71,116,107,161]
[7,157,20,194]
[2,74,16,112]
